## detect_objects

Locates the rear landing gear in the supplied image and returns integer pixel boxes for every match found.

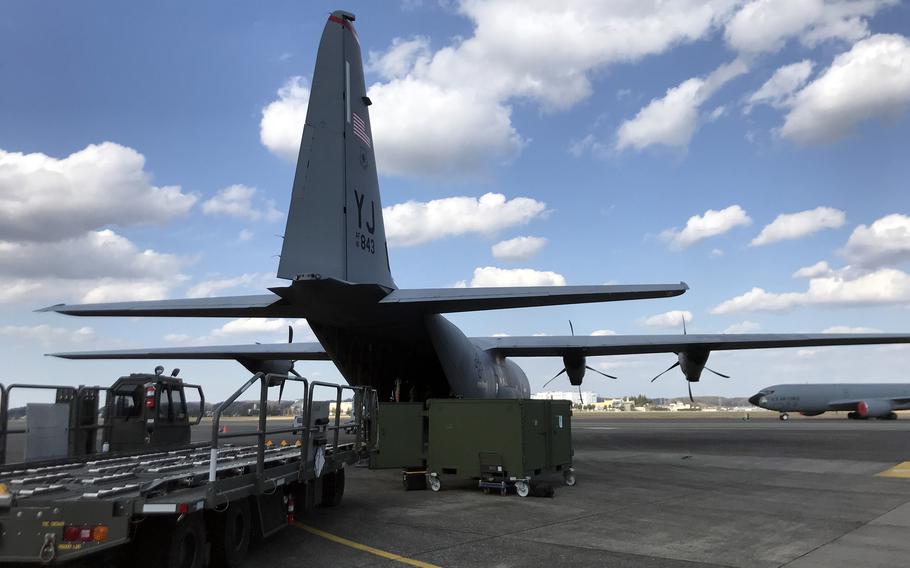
[779,413,789,421]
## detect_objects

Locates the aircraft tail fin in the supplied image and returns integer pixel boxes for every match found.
[278,11,395,290]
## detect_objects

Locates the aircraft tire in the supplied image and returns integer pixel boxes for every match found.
[320,468,345,507]
[208,499,251,568]
[137,513,206,568]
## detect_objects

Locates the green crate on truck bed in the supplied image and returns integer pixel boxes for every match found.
[426,398,572,481]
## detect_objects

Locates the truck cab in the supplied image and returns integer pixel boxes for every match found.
[103,369,203,453]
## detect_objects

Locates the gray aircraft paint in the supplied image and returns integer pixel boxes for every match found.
[749,383,910,417]
[42,11,910,402]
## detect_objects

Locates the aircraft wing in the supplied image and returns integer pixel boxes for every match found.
[36,294,287,317]
[473,333,910,357]
[48,342,331,361]
[37,283,688,318]
[380,283,689,313]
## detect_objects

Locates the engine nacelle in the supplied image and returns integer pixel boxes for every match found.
[679,348,710,382]
[563,353,586,386]
[856,399,893,418]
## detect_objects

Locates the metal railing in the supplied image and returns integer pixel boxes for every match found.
[0,383,109,466]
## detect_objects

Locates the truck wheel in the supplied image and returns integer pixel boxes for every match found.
[137,514,206,568]
[321,468,345,507]
[209,499,251,567]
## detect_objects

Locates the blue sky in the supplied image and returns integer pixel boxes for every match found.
[2,1,910,403]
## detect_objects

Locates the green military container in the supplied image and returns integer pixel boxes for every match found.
[425,398,574,495]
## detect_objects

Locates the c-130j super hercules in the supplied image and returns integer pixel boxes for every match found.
[43,10,910,402]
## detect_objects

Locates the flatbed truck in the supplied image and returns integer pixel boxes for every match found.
[0,370,376,567]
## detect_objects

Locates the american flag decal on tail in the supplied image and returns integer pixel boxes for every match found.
[351,112,371,148]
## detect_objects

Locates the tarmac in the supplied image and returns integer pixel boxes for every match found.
[14,414,910,567]
[230,414,910,568]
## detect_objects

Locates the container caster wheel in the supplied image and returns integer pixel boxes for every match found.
[515,481,530,497]
[564,470,577,487]
[500,487,507,496]
[779,413,789,421]
[428,475,441,492]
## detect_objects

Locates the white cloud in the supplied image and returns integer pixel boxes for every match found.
[750,206,845,246]
[368,79,524,177]
[384,193,546,247]
[711,267,910,313]
[367,36,432,80]
[491,236,547,261]
[793,260,833,279]
[186,273,277,298]
[710,248,725,257]
[746,60,815,111]
[724,320,761,334]
[616,59,748,151]
[165,318,316,346]
[0,230,189,304]
[0,324,95,347]
[823,325,882,333]
[202,185,283,222]
[464,267,566,287]
[640,310,693,329]
[591,329,617,336]
[661,205,752,250]
[262,1,741,175]
[0,142,195,242]
[259,76,310,161]
[841,214,910,267]
[724,0,896,54]
[238,229,254,242]
[780,34,910,144]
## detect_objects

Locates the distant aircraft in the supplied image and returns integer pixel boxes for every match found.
[749,384,910,420]
[41,11,910,402]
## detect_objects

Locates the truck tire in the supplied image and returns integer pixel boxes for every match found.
[320,468,345,507]
[209,499,251,567]
[137,513,206,568]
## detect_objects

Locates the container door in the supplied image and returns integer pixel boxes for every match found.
[548,401,573,468]
[370,403,425,469]
[521,401,549,474]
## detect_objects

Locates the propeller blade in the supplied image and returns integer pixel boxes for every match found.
[688,381,694,403]
[569,320,575,337]
[585,365,617,380]
[543,368,567,388]
[682,315,687,335]
[650,361,679,383]
[288,325,294,344]
[704,366,730,379]
[578,384,583,405]
[278,380,285,403]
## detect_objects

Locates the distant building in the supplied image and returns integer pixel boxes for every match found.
[532,391,598,406]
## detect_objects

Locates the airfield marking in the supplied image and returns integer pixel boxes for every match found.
[295,522,443,567]
[876,461,910,478]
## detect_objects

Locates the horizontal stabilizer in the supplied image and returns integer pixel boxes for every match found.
[475,333,910,357]
[381,283,689,313]
[37,294,286,318]
[49,342,330,361]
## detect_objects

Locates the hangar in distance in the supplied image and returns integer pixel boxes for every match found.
[42,10,910,402]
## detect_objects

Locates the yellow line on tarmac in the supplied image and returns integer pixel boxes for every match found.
[877,461,910,478]
[295,522,443,568]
